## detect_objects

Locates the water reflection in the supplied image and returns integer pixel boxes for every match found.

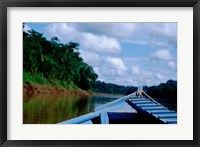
[88,96,118,111]
[23,94,117,124]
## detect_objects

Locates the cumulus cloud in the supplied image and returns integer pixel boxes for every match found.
[74,23,177,49]
[122,55,176,86]
[79,50,100,66]
[150,49,173,61]
[93,67,100,75]
[82,33,121,54]
[44,23,121,54]
[168,61,177,69]
[74,23,137,39]
[156,73,164,80]
[129,23,177,49]
[131,66,140,75]
[94,56,176,86]
[106,57,127,71]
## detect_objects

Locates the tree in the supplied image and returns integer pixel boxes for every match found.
[23,28,98,90]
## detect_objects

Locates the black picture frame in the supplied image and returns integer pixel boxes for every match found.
[0,0,199,146]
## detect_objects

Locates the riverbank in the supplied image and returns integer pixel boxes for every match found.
[23,72,92,98]
[23,83,92,98]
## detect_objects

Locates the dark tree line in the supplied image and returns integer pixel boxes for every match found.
[23,26,98,90]
[144,80,177,100]
[91,81,137,95]
[92,80,177,100]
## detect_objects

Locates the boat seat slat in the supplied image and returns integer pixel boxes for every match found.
[133,101,156,104]
[151,111,176,114]
[128,98,149,101]
[159,116,177,119]
[167,121,177,124]
[153,113,177,118]
[138,104,160,107]
[144,107,168,110]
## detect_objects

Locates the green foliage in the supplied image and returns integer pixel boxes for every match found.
[91,81,137,95]
[23,72,50,86]
[76,63,98,90]
[145,80,177,100]
[92,80,177,101]
[23,26,98,90]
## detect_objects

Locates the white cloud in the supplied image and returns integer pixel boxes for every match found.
[131,66,140,75]
[151,49,173,61]
[106,57,127,71]
[44,23,121,54]
[93,67,100,76]
[79,50,100,66]
[156,73,164,80]
[136,23,177,48]
[95,58,176,86]
[74,23,137,39]
[168,61,177,69]
[82,33,121,54]
[74,23,177,49]
[45,23,78,42]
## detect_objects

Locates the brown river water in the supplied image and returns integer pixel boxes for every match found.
[23,94,118,124]
[23,93,176,124]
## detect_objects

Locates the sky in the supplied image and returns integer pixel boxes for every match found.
[24,22,177,87]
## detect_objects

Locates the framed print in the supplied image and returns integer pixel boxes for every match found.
[0,0,199,146]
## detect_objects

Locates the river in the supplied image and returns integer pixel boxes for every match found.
[23,93,120,124]
[23,93,176,124]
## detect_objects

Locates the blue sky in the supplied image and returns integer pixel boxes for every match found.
[24,22,177,86]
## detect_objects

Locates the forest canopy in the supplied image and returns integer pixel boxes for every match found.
[23,26,98,90]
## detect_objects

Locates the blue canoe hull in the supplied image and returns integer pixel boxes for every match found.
[58,92,177,124]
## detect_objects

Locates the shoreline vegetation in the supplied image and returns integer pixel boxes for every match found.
[23,72,92,97]
[23,24,98,97]
[23,83,91,97]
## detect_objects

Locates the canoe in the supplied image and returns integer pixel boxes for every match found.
[58,89,177,124]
